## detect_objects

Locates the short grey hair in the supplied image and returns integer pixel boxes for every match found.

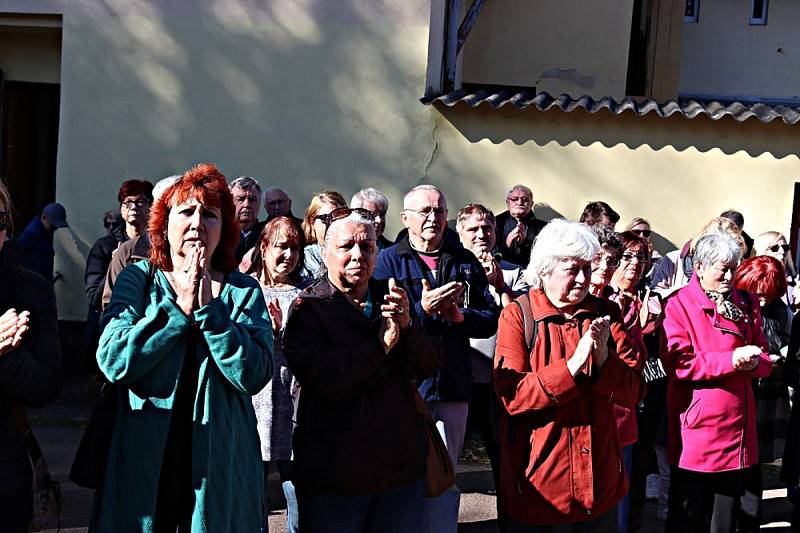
[230,176,262,194]
[403,184,444,209]
[693,232,741,270]
[525,219,600,288]
[153,175,181,202]
[351,187,389,211]
[507,184,532,199]
[322,211,376,249]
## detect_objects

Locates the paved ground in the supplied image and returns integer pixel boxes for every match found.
[27,379,795,532]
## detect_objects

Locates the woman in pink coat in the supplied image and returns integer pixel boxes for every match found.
[662,232,772,533]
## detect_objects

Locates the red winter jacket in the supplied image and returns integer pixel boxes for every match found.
[494,289,642,525]
[662,274,772,472]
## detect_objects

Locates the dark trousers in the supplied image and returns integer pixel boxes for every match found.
[0,491,33,533]
[506,507,617,533]
[666,465,760,533]
[627,403,661,532]
[467,382,506,531]
[296,478,425,533]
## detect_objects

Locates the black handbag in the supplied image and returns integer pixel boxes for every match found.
[69,261,156,489]
[68,382,118,489]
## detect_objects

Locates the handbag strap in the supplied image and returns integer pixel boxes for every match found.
[512,293,539,357]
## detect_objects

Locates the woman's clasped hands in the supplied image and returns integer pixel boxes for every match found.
[0,308,30,356]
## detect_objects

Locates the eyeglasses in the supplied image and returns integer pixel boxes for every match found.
[121,199,150,209]
[621,252,648,263]
[266,199,289,207]
[403,206,448,218]
[631,229,651,238]
[592,255,619,268]
[0,211,11,232]
[314,207,375,228]
[768,244,790,253]
[507,196,531,205]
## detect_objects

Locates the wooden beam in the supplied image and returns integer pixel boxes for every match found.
[424,0,450,98]
[456,0,487,56]
[444,0,462,92]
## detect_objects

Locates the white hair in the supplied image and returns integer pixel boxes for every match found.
[351,187,389,211]
[525,219,600,288]
[153,175,181,202]
[403,184,443,209]
[693,232,741,270]
[322,211,376,249]
[506,184,532,199]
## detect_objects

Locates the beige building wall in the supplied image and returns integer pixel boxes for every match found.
[1,1,797,320]
[428,104,800,257]
[460,0,635,100]
[679,0,800,102]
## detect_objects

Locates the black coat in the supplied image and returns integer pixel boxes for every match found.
[85,234,126,313]
[283,277,443,494]
[0,248,62,498]
[494,210,546,267]
[781,310,800,485]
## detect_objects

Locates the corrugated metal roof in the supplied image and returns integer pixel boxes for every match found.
[421,89,800,125]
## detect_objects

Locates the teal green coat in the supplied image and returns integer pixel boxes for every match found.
[96,261,273,532]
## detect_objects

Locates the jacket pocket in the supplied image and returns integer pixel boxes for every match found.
[681,396,703,428]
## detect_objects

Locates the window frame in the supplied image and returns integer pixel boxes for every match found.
[749,0,768,25]
[684,0,700,23]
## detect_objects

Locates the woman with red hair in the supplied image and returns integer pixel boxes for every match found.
[734,256,791,528]
[96,163,273,531]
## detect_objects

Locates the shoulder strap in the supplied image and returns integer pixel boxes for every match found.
[512,293,538,353]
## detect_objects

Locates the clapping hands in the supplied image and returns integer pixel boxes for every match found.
[0,308,30,356]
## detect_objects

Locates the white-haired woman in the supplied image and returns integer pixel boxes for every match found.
[493,219,641,531]
[662,233,772,532]
[351,187,393,250]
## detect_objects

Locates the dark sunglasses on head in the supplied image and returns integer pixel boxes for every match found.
[632,229,651,238]
[769,243,790,253]
[0,211,11,232]
[314,207,375,228]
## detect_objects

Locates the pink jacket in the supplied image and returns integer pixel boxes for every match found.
[662,274,772,473]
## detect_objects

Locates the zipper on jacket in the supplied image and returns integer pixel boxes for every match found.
[740,378,748,469]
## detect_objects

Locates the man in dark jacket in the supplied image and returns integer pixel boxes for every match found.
[374,184,499,531]
[231,176,265,261]
[495,184,546,267]
[16,202,69,282]
[283,210,443,531]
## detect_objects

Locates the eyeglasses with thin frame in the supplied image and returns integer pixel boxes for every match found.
[121,199,151,209]
[768,243,790,253]
[314,206,375,229]
[402,206,448,218]
[631,229,652,238]
[0,211,11,232]
[592,254,619,268]
[507,196,531,205]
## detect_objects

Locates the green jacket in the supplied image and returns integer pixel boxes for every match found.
[96,261,273,532]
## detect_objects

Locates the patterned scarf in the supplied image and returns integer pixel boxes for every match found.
[705,289,743,322]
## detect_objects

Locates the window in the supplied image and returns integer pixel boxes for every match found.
[684,0,699,23]
[750,0,768,25]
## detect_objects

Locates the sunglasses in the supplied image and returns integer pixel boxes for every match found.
[314,207,375,228]
[631,229,651,238]
[0,211,10,232]
[768,244,790,253]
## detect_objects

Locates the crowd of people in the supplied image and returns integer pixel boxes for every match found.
[1,166,800,532]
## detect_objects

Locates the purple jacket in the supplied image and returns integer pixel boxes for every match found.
[663,274,772,473]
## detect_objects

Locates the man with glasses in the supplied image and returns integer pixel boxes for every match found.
[374,185,499,532]
[230,176,265,261]
[263,187,302,225]
[495,184,546,267]
[351,187,393,250]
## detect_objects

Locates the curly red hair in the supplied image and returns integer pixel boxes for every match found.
[148,163,239,273]
[734,255,788,302]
